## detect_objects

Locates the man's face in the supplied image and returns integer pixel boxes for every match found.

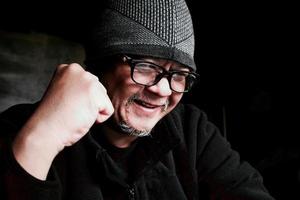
[100,56,187,136]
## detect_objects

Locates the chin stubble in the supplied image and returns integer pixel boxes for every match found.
[118,93,169,137]
[119,121,151,137]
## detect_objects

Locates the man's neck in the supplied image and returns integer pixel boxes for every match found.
[102,124,138,148]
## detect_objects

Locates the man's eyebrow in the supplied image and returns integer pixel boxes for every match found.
[135,56,190,72]
[170,65,190,72]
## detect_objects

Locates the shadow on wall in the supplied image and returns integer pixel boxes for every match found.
[0,31,85,112]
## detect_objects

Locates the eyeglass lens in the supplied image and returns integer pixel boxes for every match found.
[132,62,196,93]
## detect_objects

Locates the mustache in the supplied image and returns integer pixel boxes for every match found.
[127,93,169,112]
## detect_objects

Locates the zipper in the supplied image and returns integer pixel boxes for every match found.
[127,185,136,200]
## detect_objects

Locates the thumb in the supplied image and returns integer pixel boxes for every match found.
[95,98,114,123]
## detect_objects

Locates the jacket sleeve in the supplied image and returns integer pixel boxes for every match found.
[180,104,276,200]
[0,104,62,200]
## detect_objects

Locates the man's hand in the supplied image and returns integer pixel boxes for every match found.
[12,63,114,180]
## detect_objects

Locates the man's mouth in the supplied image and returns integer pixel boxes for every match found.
[133,99,163,109]
[127,94,169,112]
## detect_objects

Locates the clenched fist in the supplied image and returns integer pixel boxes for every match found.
[12,63,114,180]
[38,63,114,147]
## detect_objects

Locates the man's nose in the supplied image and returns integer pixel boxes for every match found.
[146,77,172,96]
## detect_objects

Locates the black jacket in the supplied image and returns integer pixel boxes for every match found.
[0,103,275,200]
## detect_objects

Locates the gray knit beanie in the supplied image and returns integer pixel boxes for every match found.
[85,0,196,71]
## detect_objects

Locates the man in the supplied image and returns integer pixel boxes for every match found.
[0,0,275,199]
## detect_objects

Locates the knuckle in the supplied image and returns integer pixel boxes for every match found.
[82,72,97,84]
[56,64,68,72]
[68,63,83,72]
[99,82,107,93]
[57,63,84,75]
[86,72,99,82]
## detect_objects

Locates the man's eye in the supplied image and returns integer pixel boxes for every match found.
[172,73,186,82]
[135,64,159,73]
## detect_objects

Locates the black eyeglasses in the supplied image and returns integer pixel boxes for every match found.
[123,55,199,93]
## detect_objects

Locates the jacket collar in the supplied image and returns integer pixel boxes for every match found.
[83,112,182,182]
[86,111,181,157]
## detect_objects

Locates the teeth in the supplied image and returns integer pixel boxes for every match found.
[135,99,156,108]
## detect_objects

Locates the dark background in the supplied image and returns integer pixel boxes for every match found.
[0,1,298,199]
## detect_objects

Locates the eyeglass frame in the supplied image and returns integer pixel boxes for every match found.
[123,55,199,93]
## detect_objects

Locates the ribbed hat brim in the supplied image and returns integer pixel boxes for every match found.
[85,2,196,71]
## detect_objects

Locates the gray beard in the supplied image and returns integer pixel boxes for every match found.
[118,121,151,137]
[117,93,169,137]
